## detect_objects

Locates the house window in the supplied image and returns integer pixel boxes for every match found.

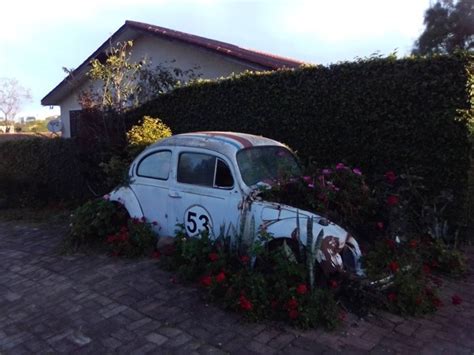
[178,152,233,188]
[137,150,171,180]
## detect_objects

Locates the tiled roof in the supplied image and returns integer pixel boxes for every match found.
[126,20,304,70]
[42,20,305,105]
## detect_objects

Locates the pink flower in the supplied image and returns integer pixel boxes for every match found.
[322,168,332,175]
[376,222,384,230]
[352,168,362,175]
[452,294,462,305]
[386,195,399,206]
[335,163,345,170]
[308,183,315,189]
[102,194,110,200]
[303,176,312,183]
[384,171,397,184]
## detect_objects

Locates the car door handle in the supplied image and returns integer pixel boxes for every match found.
[168,190,182,198]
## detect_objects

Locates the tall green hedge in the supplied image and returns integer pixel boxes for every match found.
[0,137,87,206]
[126,54,472,213]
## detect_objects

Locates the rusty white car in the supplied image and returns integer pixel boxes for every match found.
[110,132,363,275]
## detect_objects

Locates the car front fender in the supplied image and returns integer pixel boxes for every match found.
[109,187,144,219]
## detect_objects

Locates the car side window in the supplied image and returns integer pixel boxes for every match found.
[137,150,171,180]
[215,159,234,188]
[178,152,234,188]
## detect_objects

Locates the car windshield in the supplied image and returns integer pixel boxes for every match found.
[236,146,301,187]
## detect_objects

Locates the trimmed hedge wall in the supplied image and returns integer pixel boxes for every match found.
[126,55,472,212]
[0,137,87,206]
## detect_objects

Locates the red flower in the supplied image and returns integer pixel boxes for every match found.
[388,260,400,273]
[339,311,347,322]
[200,275,212,287]
[431,260,439,269]
[452,294,462,305]
[287,298,298,310]
[215,272,226,283]
[432,297,443,309]
[386,195,399,206]
[385,239,396,250]
[239,295,253,311]
[422,264,431,274]
[288,309,299,319]
[296,284,308,295]
[208,253,219,262]
[376,222,384,230]
[271,299,279,309]
[106,235,116,243]
[240,255,250,264]
[151,250,161,259]
[329,280,339,289]
[387,292,397,302]
[384,171,397,184]
[132,218,140,225]
[415,297,423,305]
[409,240,418,249]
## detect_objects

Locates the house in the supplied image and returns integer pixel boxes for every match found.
[41,20,305,138]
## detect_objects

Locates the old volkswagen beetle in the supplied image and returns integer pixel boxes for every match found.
[110,132,364,276]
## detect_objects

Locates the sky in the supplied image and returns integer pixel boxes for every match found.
[1,0,430,120]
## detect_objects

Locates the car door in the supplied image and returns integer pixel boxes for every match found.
[167,148,241,238]
[130,149,172,237]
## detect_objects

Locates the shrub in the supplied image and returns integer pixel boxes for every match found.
[69,198,128,248]
[100,116,172,188]
[0,137,87,207]
[126,116,172,156]
[106,217,157,257]
[125,54,472,226]
[159,230,342,330]
[259,163,374,235]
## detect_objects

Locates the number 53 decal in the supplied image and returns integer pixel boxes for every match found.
[184,205,213,237]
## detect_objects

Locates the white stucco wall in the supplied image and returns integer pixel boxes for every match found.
[58,35,265,137]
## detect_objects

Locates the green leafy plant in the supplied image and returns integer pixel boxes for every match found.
[106,217,157,257]
[69,198,128,248]
[100,116,172,188]
[124,54,472,228]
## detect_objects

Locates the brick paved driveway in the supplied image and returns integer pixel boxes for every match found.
[1,221,473,354]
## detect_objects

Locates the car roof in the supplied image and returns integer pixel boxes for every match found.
[147,131,288,156]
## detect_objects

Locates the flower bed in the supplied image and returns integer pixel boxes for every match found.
[66,165,467,329]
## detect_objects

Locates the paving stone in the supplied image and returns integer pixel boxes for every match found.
[0,221,474,354]
[146,332,168,345]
